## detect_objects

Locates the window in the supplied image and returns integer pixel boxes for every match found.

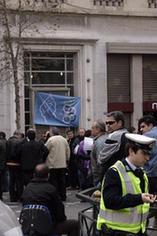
[107,54,130,103]
[148,0,157,8]
[93,0,124,7]
[24,51,75,131]
[143,55,157,101]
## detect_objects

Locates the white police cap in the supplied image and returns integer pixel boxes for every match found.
[125,133,156,153]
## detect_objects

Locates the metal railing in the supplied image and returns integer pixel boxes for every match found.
[77,187,157,236]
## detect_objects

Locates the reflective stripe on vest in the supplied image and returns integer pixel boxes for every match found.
[114,161,134,194]
[99,208,148,224]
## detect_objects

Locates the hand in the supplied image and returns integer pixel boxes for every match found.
[141,193,156,203]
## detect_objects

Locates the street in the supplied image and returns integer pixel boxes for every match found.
[2,190,157,236]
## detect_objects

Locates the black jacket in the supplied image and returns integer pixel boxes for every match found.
[102,159,143,210]
[6,136,20,162]
[22,178,66,222]
[0,138,7,170]
[16,139,49,170]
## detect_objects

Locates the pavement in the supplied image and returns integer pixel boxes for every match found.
[2,190,157,236]
[3,189,91,220]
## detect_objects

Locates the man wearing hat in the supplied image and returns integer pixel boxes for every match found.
[97,133,156,236]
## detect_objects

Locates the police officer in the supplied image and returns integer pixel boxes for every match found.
[97,133,156,236]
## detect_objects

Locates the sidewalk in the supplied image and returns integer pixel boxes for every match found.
[2,191,157,236]
[2,190,91,220]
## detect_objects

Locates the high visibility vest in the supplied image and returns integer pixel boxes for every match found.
[97,161,149,233]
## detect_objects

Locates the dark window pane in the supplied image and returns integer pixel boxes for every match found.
[66,53,74,58]
[25,99,30,111]
[24,86,30,98]
[38,90,70,96]
[31,52,65,57]
[24,72,30,85]
[67,73,73,84]
[24,57,30,70]
[25,112,30,125]
[32,59,65,71]
[67,59,73,70]
[32,72,65,84]
[24,52,30,57]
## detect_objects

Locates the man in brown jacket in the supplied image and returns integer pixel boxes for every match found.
[45,127,70,201]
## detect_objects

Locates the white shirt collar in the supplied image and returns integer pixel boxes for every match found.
[125,158,137,171]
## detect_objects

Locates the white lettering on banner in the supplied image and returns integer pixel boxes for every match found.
[152,103,157,110]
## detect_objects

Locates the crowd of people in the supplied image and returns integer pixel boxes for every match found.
[0,111,157,236]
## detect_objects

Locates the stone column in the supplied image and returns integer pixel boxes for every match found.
[130,55,143,131]
[80,44,94,129]
[93,42,107,120]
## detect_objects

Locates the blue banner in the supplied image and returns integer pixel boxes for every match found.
[34,92,81,127]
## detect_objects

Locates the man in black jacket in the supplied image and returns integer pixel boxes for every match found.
[22,163,79,236]
[0,131,7,200]
[16,129,49,190]
[6,130,23,202]
[66,129,79,189]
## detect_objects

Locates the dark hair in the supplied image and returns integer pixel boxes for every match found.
[20,133,25,139]
[84,129,92,137]
[138,115,156,127]
[128,126,136,133]
[26,129,36,140]
[0,131,6,139]
[66,129,74,135]
[106,111,125,127]
[125,142,141,156]
[34,164,49,179]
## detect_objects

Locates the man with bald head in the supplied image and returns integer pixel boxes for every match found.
[22,163,79,236]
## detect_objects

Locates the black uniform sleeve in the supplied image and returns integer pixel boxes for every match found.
[102,168,143,210]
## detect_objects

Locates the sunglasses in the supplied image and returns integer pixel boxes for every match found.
[105,121,116,125]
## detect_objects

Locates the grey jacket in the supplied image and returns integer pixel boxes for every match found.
[91,133,108,185]
[98,128,128,165]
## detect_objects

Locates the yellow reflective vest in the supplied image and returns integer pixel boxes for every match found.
[97,161,150,233]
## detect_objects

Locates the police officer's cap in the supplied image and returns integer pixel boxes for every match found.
[125,133,156,154]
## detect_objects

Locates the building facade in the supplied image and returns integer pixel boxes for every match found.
[1,0,157,136]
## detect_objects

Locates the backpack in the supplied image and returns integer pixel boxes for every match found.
[98,129,128,166]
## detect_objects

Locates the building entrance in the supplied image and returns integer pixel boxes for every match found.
[24,51,75,136]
